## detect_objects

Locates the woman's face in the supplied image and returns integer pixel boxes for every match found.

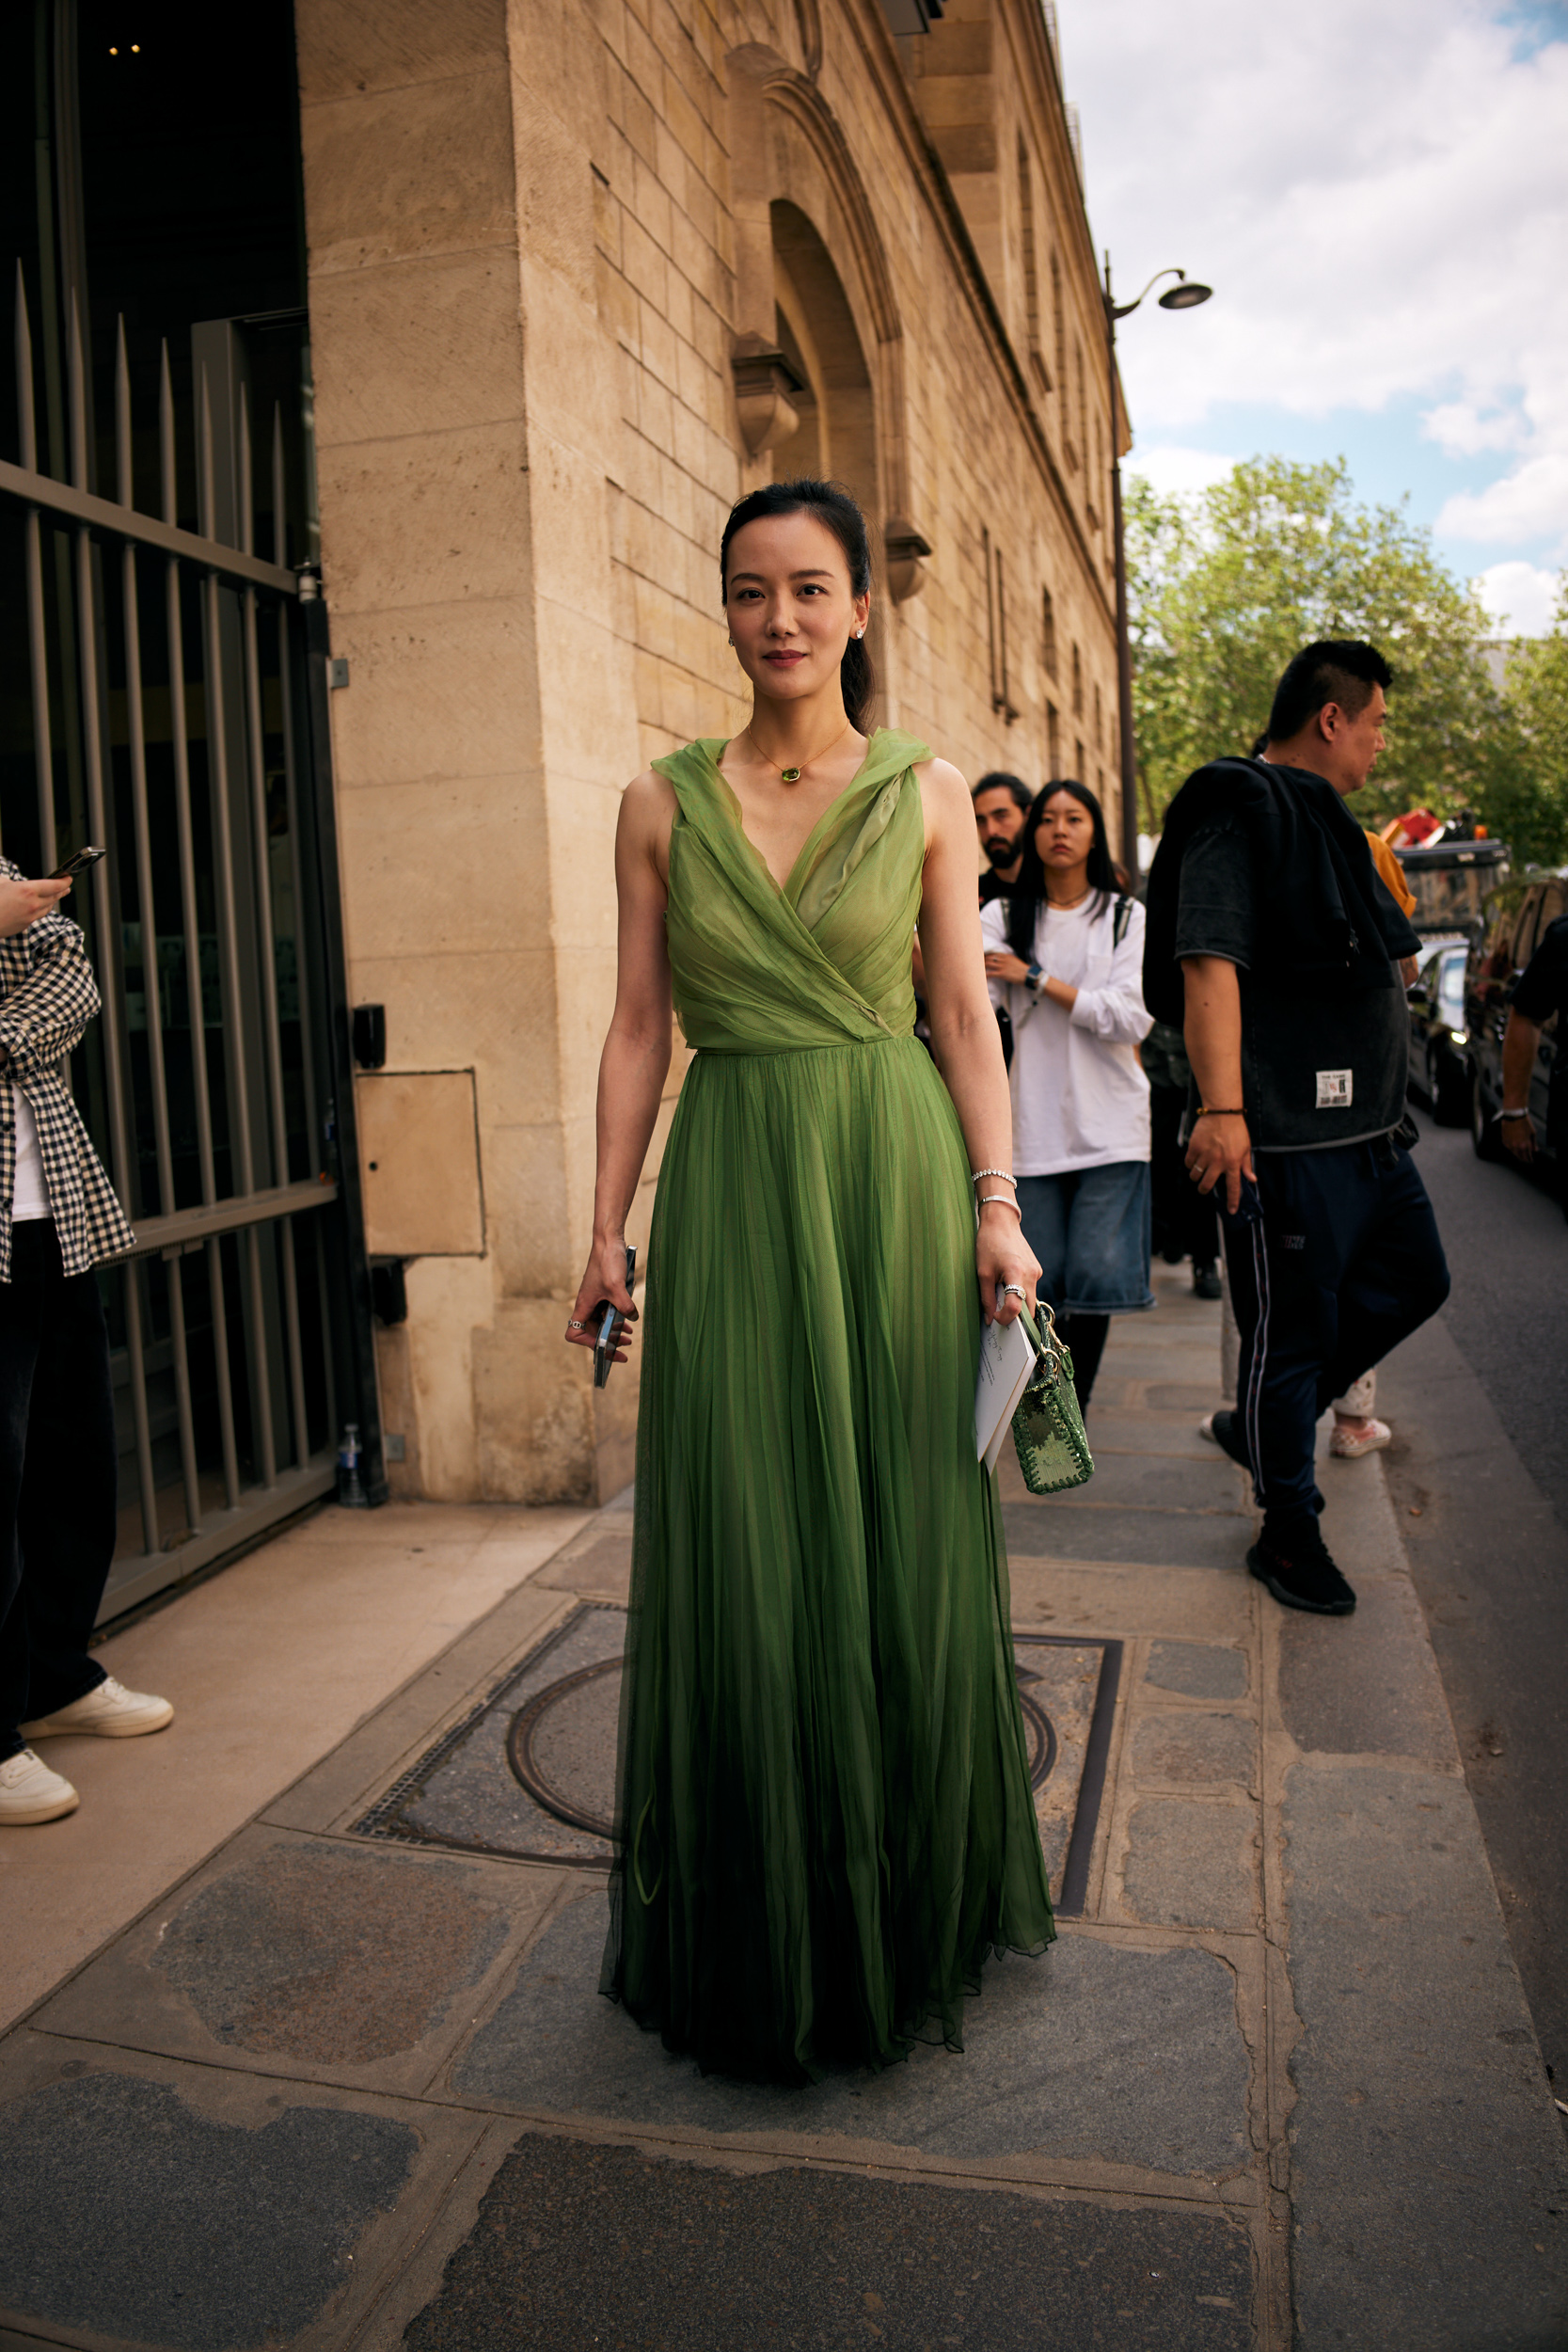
[723,512,869,710]
[1034,790,1095,875]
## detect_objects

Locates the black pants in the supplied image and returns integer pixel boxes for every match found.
[0,1222,116,1761]
[1149,1084,1218,1267]
[1218,1138,1449,1525]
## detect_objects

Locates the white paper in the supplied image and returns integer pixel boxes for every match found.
[975,1304,1037,1473]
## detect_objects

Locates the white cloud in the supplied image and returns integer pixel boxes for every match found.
[1471,559,1562,636]
[1122,446,1238,500]
[1064,2,1568,559]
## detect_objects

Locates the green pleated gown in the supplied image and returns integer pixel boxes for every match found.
[603,727,1054,2082]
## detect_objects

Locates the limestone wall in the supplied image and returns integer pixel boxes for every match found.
[295,0,1125,1504]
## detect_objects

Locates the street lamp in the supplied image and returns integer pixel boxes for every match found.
[1103,260,1212,878]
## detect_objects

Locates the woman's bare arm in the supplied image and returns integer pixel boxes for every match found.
[564,771,676,1358]
[917,759,1041,1326]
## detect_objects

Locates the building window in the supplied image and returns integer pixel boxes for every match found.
[983,527,1018,723]
[1047,701,1060,776]
[1075,342,1087,479]
[1041,585,1057,678]
[1094,680,1102,749]
[1075,736,1086,778]
[1052,250,1072,463]
[1018,135,1049,392]
[1071,641,1084,719]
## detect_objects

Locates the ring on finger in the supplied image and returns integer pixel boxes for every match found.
[1002,1283,1028,1301]
[566,1318,589,1331]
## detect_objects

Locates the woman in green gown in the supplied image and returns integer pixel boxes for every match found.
[565,479,1054,2083]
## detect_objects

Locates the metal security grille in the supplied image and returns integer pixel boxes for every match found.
[1,269,382,1617]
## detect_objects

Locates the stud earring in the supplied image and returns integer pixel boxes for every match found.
[855,628,865,639]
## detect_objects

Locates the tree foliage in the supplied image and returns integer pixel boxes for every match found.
[1126,456,1566,862]
[1501,575,1568,866]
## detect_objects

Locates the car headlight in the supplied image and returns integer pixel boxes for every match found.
[1449,1030,1466,1044]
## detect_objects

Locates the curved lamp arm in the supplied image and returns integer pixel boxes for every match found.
[1108,265,1191,322]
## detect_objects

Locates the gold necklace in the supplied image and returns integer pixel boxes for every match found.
[743,718,851,786]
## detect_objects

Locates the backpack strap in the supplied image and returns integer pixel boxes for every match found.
[1112,894,1134,949]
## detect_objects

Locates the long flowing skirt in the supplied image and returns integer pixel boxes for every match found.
[603,1035,1054,2082]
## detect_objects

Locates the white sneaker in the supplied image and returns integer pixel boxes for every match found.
[1329,1418,1393,1459]
[0,1747,80,1824]
[21,1675,174,1740]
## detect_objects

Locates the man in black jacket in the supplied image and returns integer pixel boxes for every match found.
[1144,641,1450,1616]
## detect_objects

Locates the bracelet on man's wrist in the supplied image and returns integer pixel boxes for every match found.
[1198,1105,1246,1119]
[1497,1106,1531,1120]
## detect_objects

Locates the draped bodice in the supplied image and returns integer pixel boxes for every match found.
[655,729,931,1054]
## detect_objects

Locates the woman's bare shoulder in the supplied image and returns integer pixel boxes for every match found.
[911,755,974,847]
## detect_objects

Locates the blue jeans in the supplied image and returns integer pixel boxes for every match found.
[1219,1139,1449,1524]
[0,1222,115,1759]
[1017,1162,1155,1317]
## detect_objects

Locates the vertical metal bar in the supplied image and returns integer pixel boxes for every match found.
[198,366,275,1486]
[16,267,57,871]
[314,1219,338,1439]
[161,345,216,1202]
[165,1251,203,1534]
[273,410,320,1150]
[163,351,236,1510]
[240,388,306,1468]
[70,294,158,1545]
[207,1234,240,1507]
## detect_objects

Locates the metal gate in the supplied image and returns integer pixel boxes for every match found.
[0,265,383,1619]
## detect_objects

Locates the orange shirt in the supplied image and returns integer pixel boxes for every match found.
[1367,831,1417,918]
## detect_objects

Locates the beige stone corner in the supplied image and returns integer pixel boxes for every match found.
[472,1295,640,1505]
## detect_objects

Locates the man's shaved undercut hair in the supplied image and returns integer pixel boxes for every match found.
[1266,640,1393,747]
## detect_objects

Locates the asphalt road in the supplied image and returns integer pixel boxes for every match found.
[1377,1098,1568,2092]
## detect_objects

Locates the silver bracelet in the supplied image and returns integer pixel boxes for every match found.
[971,1168,1017,1187]
[1497,1106,1531,1120]
[977,1193,1022,1215]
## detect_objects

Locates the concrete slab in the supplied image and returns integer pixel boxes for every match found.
[1141,1382,1230,1413]
[1,1502,589,2035]
[1003,1502,1251,1570]
[1283,1762,1568,2347]
[1146,1642,1250,1703]
[1132,1714,1258,1793]
[1006,1450,1248,1514]
[530,1521,633,1598]
[1006,1559,1254,1644]
[399,2132,1257,2352]
[0,2038,484,2352]
[32,1829,559,2097]
[1120,1802,1260,1934]
[1078,1412,1219,1458]
[447,1892,1252,2182]
[1277,1578,1460,1768]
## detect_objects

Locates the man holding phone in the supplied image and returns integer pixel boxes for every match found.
[0,856,173,1827]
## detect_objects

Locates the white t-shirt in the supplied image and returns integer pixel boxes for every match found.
[11,1084,51,1220]
[983,892,1153,1176]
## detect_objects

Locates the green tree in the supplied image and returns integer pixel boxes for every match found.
[1126,455,1527,842]
[1500,574,1568,866]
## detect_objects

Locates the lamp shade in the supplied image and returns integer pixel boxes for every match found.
[1158,280,1212,310]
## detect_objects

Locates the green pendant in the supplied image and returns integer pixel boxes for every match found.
[782,766,801,784]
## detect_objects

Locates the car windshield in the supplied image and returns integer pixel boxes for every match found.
[1437,953,1465,1014]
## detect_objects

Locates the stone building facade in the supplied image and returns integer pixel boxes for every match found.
[295,0,1127,1505]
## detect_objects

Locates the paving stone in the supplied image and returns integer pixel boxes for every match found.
[1002,1502,1250,1571]
[1006,1449,1246,1514]
[1121,1801,1259,1933]
[1284,1763,1568,2346]
[1132,1714,1257,1791]
[151,1840,511,2064]
[33,1832,551,2094]
[1277,1579,1457,1766]
[531,1525,632,1597]
[450,1894,1250,2178]
[1142,1382,1228,1412]
[1006,1560,1252,1644]
[1080,1413,1217,1458]
[403,2132,1255,2352]
[1146,1642,1249,1702]
[0,2072,417,2350]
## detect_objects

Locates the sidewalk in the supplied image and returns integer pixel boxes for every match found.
[1,1264,1564,2350]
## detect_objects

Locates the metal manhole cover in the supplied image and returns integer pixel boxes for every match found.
[506,1658,621,1839]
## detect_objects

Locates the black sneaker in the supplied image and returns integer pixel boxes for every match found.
[1249,1518,1356,1615]
[1192,1263,1223,1300]
[1201,1407,1251,1470]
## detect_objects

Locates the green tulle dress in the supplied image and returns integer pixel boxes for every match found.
[602,728,1054,2082]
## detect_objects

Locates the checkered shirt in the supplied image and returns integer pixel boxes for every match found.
[0,859,136,1280]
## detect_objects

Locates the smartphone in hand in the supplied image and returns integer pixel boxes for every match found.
[49,847,105,880]
[594,1243,637,1389]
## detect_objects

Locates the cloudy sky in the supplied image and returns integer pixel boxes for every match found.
[1064,0,1568,633]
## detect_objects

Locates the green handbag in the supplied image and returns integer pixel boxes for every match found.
[1010,1301,1095,1495]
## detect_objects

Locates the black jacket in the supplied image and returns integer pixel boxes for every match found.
[1142,756,1421,1026]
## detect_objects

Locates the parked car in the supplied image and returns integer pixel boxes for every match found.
[1394,837,1510,938]
[1465,873,1566,1165]
[1405,935,1470,1123]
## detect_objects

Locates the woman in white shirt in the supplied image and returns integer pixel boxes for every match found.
[982,780,1154,1409]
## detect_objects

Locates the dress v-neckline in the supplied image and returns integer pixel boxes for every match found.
[704,737,881,904]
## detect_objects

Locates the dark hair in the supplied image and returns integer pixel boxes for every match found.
[1266,640,1393,746]
[1006,779,1119,959]
[719,478,875,734]
[973,771,1034,815]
